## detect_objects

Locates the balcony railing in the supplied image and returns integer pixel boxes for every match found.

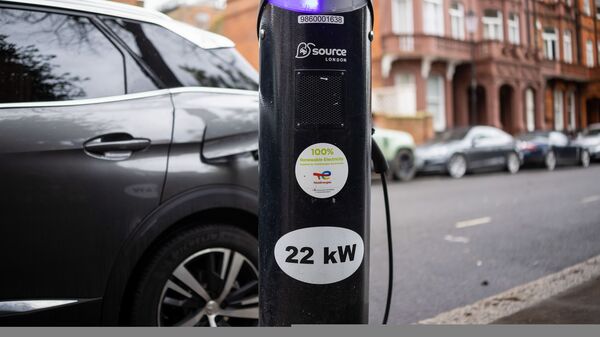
[382,33,472,62]
[540,60,591,81]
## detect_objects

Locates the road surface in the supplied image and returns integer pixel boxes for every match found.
[368,164,600,324]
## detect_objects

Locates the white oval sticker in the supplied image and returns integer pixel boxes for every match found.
[274,226,364,285]
[295,143,348,199]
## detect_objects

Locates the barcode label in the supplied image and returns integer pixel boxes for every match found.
[298,15,344,25]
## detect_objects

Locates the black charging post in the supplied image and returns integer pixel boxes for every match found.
[257,0,375,325]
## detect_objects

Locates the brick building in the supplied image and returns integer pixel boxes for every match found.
[165,0,600,141]
[375,0,600,140]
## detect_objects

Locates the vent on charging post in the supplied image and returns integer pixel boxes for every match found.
[295,71,345,129]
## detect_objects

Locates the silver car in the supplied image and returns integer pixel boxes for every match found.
[1,0,259,326]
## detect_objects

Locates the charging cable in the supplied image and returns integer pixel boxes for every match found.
[371,137,393,325]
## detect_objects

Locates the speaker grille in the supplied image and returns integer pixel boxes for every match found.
[295,71,345,128]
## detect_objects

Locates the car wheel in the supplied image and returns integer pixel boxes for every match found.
[447,154,467,179]
[581,150,591,168]
[391,149,416,182]
[545,151,557,171]
[129,224,258,327]
[506,152,520,174]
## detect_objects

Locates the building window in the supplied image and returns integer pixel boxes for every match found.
[394,73,416,116]
[586,39,595,67]
[508,13,520,45]
[392,0,413,34]
[554,90,564,131]
[483,9,503,41]
[427,75,446,132]
[542,28,558,60]
[423,0,444,36]
[450,2,465,40]
[525,89,535,132]
[567,91,576,131]
[584,0,591,15]
[597,0,600,19]
[598,41,600,64]
[563,30,573,63]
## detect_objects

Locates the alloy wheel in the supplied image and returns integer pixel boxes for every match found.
[581,150,590,168]
[448,155,467,179]
[507,152,520,174]
[157,248,259,327]
[545,151,556,171]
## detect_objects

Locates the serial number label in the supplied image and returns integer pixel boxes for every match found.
[298,15,344,25]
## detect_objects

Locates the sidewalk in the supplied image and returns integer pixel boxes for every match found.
[494,276,600,324]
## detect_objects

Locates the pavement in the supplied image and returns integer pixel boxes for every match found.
[367,163,600,324]
[494,275,600,324]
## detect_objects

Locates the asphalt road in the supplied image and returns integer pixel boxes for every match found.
[368,164,600,324]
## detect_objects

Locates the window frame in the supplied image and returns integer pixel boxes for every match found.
[586,39,595,68]
[482,9,503,41]
[392,0,413,34]
[553,89,564,131]
[423,0,445,37]
[542,27,559,61]
[449,2,465,40]
[507,13,520,45]
[563,30,573,64]
[426,74,447,132]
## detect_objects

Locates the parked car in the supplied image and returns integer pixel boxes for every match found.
[576,123,600,161]
[0,0,260,326]
[414,126,521,179]
[372,128,416,181]
[517,131,590,170]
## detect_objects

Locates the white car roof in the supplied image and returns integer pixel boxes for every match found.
[1,0,235,49]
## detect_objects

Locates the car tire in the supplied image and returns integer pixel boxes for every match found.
[128,224,258,327]
[447,154,467,179]
[506,152,520,174]
[545,151,557,171]
[391,149,416,182]
[581,150,591,168]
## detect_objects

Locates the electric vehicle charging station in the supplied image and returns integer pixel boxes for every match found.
[257,0,385,325]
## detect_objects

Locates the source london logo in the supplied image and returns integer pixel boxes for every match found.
[313,171,332,183]
[295,42,347,62]
[295,42,315,58]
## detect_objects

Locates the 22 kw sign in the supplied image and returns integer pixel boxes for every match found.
[274,226,364,284]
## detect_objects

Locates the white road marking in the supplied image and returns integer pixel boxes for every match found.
[418,254,600,324]
[455,216,492,229]
[581,195,600,204]
[444,235,470,244]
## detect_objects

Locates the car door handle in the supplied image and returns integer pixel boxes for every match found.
[84,133,151,160]
[84,139,150,153]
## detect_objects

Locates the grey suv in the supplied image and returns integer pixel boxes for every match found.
[0,0,259,326]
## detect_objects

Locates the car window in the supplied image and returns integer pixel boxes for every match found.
[0,7,125,103]
[549,132,569,146]
[122,49,160,94]
[583,128,600,137]
[434,128,470,142]
[518,132,549,141]
[102,18,258,91]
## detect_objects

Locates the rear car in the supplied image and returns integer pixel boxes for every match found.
[1,0,260,326]
[577,123,600,161]
[372,128,416,181]
[414,126,521,179]
[518,131,590,170]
